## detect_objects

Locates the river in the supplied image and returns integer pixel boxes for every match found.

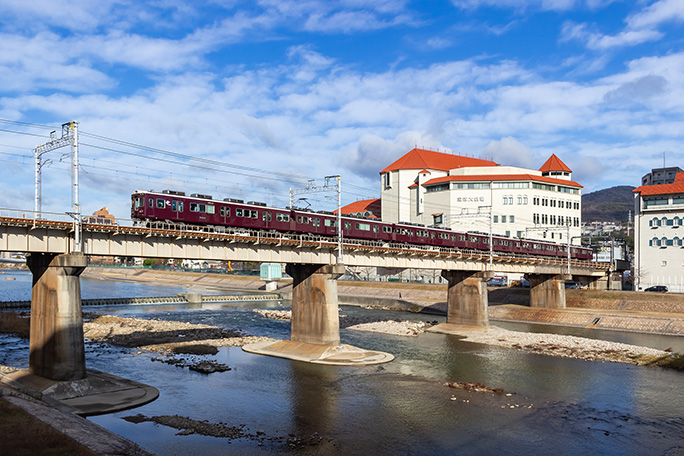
[1,268,683,455]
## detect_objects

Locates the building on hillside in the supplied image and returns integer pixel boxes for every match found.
[641,166,684,186]
[633,171,684,292]
[378,148,583,243]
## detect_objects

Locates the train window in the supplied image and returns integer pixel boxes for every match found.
[408,230,414,237]
[236,208,243,217]
[148,198,153,207]
[469,237,477,242]
[263,212,272,222]
[383,226,392,233]
[207,205,215,215]
[344,222,352,230]
[156,199,165,209]
[252,210,258,218]
[324,219,336,227]
[356,223,370,231]
[190,203,198,212]
[312,218,320,227]
[430,232,435,239]
[178,202,183,212]
[199,204,206,213]
[172,201,177,211]
[373,225,379,233]
[459,235,466,241]
[276,213,290,222]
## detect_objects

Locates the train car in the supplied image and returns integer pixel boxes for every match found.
[131,190,593,261]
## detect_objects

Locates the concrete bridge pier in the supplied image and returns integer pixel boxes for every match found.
[608,271,623,290]
[528,273,571,309]
[287,263,344,346]
[1,253,160,416]
[27,253,87,381]
[426,270,493,336]
[442,270,494,326]
[243,263,393,365]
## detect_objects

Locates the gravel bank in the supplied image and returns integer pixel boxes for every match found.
[253,309,429,337]
[83,314,273,353]
[254,309,683,368]
[446,325,671,365]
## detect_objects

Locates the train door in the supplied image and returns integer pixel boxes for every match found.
[171,200,184,221]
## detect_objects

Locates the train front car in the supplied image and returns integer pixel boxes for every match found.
[131,190,149,223]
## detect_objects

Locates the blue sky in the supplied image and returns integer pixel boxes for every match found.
[0,0,683,219]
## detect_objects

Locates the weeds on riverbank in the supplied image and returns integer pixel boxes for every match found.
[635,353,684,371]
[0,312,29,338]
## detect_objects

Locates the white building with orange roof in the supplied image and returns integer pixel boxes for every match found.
[633,171,684,292]
[379,148,583,244]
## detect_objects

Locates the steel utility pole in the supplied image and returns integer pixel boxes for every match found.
[289,175,343,264]
[33,121,81,252]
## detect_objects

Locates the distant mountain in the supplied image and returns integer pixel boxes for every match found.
[582,185,636,223]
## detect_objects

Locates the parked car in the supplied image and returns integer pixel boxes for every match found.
[565,281,580,289]
[487,276,507,287]
[645,285,668,292]
[511,279,530,288]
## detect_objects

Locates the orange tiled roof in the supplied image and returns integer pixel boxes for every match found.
[380,148,497,174]
[421,174,583,188]
[634,172,684,196]
[335,198,381,217]
[539,154,572,173]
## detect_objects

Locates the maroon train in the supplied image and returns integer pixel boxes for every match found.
[131,190,593,260]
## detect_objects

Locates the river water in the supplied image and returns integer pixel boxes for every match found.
[1,269,683,455]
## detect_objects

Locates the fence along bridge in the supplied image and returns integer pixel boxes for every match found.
[0,208,611,378]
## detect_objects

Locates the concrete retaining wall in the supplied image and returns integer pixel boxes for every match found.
[489,305,684,336]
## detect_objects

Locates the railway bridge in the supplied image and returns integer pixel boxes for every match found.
[0,210,610,377]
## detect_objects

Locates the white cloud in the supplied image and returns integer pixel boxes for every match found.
[627,0,684,30]
[481,137,537,168]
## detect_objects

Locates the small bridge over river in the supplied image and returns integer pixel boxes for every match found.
[0,208,611,378]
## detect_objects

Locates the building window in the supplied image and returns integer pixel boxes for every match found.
[433,214,443,225]
[453,182,491,189]
[510,215,515,223]
[644,197,669,208]
[383,173,391,189]
[426,183,449,192]
[493,215,499,223]
[502,215,507,223]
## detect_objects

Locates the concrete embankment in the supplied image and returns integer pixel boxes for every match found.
[80,268,684,336]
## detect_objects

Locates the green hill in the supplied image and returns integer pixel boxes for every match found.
[582,185,635,223]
